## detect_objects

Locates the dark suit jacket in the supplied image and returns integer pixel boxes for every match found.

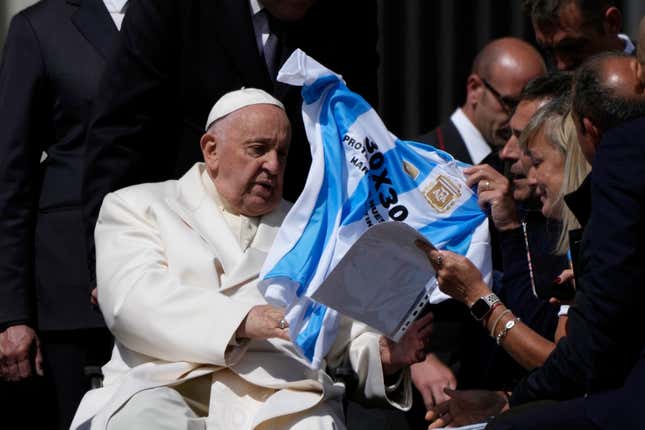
[511,116,645,404]
[0,0,118,331]
[416,119,474,164]
[82,0,378,245]
[489,346,645,430]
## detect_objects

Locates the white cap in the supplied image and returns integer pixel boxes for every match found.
[205,88,285,131]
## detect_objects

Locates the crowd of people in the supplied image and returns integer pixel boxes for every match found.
[0,0,644,429]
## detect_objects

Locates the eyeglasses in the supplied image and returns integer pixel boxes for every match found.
[481,78,519,116]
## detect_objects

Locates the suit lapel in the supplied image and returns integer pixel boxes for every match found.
[165,166,242,275]
[204,0,273,91]
[443,120,474,165]
[70,0,119,59]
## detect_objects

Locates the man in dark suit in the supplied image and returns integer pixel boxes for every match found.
[81,0,378,241]
[486,345,645,430]
[0,1,124,428]
[416,37,545,166]
[524,0,635,71]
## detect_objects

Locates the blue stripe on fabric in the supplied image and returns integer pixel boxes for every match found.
[302,75,339,104]
[418,204,486,255]
[296,302,327,361]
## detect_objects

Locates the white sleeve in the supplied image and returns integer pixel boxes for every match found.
[96,191,253,366]
[326,316,412,410]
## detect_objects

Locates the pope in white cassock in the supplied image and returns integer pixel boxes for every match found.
[71,88,433,430]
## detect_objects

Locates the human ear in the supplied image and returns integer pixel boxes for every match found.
[636,60,645,89]
[602,7,622,36]
[466,74,484,106]
[200,132,217,164]
[582,117,601,149]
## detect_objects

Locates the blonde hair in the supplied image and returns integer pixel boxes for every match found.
[554,113,591,254]
[519,98,591,255]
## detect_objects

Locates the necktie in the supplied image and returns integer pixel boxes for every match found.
[263,11,285,80]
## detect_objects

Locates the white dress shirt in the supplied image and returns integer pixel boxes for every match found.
[450,108,492,164]
[103,0,129,30]
[619,33,636,55]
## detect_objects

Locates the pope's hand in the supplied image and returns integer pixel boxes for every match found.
[236,304,291,341]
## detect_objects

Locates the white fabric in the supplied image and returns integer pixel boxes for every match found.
[619,33,636,55]
[71,163,411,430]
[106,387,204,430]
[204,88,284,130]
[450,108,492,164]
[558,304,570,317]
[102,0,128,30]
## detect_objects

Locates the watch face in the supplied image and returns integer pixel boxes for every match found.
[470,298,490,320]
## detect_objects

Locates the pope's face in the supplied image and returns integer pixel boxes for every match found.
[205,104,290,217]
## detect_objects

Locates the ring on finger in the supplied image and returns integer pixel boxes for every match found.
[483,180,491,191]
[432,253,444,267]
[278,318,288,330]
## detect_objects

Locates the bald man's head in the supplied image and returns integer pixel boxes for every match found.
[472,37,546,80]
[573,53,645,130]
[463,37,546,149]
[572,52,645,161]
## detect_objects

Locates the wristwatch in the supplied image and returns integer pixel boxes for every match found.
[470,293,500,321]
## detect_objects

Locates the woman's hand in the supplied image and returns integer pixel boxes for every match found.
[417,242,490,306]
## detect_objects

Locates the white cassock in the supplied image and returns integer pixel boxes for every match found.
[71,163,411,430]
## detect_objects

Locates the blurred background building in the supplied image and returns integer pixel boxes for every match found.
[1,0,644,139]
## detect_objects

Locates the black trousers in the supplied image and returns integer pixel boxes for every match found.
[0,328,112,430]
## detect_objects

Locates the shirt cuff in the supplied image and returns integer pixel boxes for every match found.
[384,369,405,393]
